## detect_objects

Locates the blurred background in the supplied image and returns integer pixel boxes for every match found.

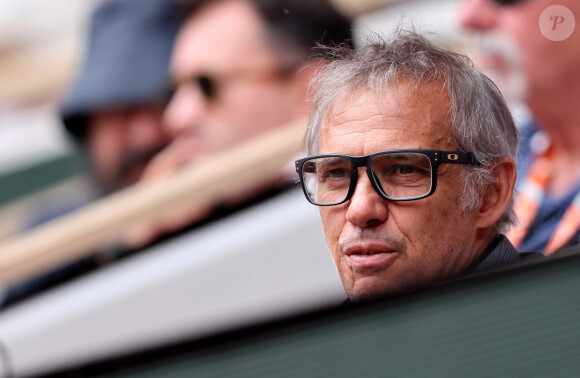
[0,0,93,239]
[0,0,539,376]
[0,0,464,242]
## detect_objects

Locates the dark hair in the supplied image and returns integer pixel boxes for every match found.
[179,0,353,68]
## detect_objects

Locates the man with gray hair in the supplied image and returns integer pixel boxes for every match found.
[295,30,541,302]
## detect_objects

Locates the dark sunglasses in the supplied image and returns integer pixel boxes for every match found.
[491,0,526,5]
[191,75,217,100]
[165,74,217,104]
[166,68,290,105]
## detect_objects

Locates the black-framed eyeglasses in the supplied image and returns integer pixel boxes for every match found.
[295,150,479,206]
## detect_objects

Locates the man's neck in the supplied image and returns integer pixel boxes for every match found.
[471,228,499,262]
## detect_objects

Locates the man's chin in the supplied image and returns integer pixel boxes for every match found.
[347,277,403,302]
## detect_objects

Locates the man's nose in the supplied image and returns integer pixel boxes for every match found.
[456,0,499,31]
[345,170,389,228]
[163,85,207,140]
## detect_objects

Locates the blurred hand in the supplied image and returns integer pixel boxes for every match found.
[121,137,213,250]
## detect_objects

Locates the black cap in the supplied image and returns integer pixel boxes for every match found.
[60,0,180,138]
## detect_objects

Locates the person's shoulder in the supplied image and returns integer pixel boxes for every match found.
[469,234,541,274]
[491,234,546,264]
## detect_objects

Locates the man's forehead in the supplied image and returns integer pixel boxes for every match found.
[323,81,450,129]
[172,0,278,76]
[318,81,454,154]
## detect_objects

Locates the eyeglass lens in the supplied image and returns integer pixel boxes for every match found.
[166,75,217,104]
[196,75,216,100]
[301,152,433,205]
[491,0,525,6]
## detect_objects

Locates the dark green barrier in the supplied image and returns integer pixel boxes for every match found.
[46,251,580,377]
[0,154,81,206]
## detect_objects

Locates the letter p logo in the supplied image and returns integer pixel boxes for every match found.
[551,15,565,30]
[540,5,575,41]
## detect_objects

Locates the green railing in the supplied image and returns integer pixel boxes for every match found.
[0,154,81,207]
[53,250,580,377]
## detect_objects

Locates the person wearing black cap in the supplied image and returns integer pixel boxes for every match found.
[61,0,180,195]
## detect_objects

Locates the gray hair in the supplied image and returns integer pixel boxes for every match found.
[305,30,519,233]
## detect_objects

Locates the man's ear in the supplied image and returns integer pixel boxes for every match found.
[475,157,517,229]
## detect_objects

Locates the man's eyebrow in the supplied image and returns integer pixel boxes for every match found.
[383,153,423,161]
[316,157,350,168]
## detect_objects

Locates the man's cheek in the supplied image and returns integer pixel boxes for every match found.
[321,215,341,250]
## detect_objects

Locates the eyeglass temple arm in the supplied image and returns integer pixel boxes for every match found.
[440,151,479,165]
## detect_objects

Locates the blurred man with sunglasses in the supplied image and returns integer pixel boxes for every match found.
[457,0,580,255]
[295,30,542,303]
[123,0,353,247]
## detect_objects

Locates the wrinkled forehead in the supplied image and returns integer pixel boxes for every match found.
[322,80,451,131]
[318,81,455,154]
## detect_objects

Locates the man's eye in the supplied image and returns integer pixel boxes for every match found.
[382,165,416,176]
[395,165,415,175]
[325,168,348,179]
